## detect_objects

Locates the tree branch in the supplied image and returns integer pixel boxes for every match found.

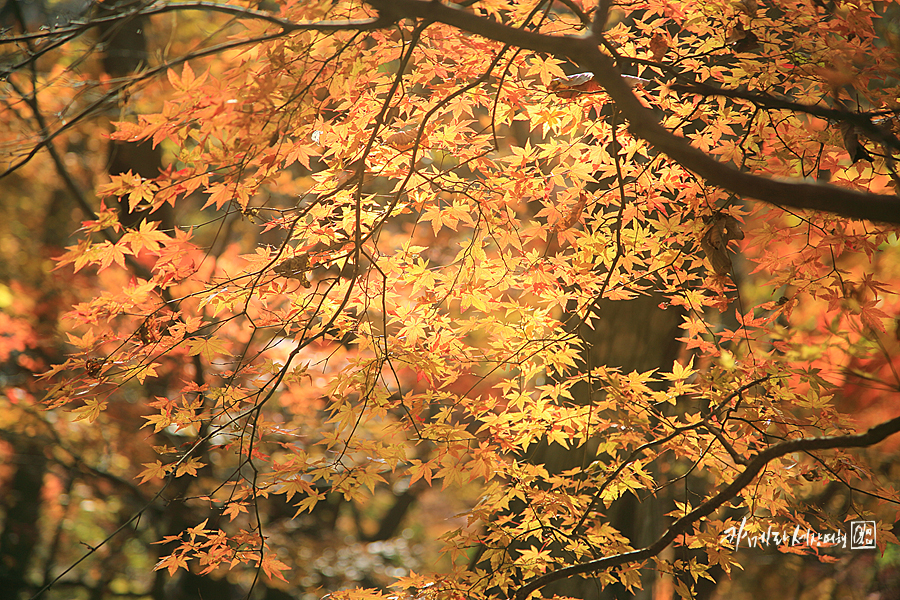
[0,8,386,180]
[139,1,387,32]
[368,0,900,225]
[669,81,900,153]
[513,412,900,599]
[0,2,383,45]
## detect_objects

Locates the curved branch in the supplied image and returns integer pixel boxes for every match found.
[513,412,900,599]
[670,81,900,153]
[369,0,900,225]
[0,2,383,46]
[139,1,387,32]
[0,8,386,180]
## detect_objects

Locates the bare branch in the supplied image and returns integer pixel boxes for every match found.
[139,1,387,32]
[0,2,383,46]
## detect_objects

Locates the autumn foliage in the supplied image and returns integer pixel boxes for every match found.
[2,1,900,599]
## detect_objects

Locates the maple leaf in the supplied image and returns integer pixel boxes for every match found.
[858,300,890,333]
[71,398,107,423]
[260,553,291,582]
[78,202,121,234]
[528,56,566,87]
[408,459,434,486]
[133,362,160,384]
[167,62,207,93]
[65,329,97,350]
[222,501,249,521]
[120,220,169,255]
[184,336,232,362]
[137,460,169,484]
[155,553,189,576]
[175,457,205,478]
[142,412,173,433]
[281,478,313,502]
[95,240,130,272]
[203,183,236,210]
[13,2,900,597]
[284,140,319,169]
[665,356,696,381]
[293,492,324,516]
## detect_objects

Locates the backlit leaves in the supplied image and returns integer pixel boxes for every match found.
[7,0,900,599]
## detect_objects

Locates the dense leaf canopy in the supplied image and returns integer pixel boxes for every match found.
[1,1,900,599]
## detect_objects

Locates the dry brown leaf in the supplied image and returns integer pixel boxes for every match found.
[547,72,601,98]
[701,214,744,275]
[649,33,668,61]
[385,129,417,150]
[840,122,872,163]
[556,192,589,232]
[274,255,312,287]
[548,72,594,90]
[737,0,759,17]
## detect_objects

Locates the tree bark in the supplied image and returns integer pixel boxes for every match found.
[0,437,48,600]
[533,295,683,600]
[95,0,172,231]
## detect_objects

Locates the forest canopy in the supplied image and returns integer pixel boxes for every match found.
[1,1,900,599]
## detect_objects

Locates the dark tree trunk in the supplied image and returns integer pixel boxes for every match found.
[0,437,48,600]
[95,0,172,231]
[533,295,684,600]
